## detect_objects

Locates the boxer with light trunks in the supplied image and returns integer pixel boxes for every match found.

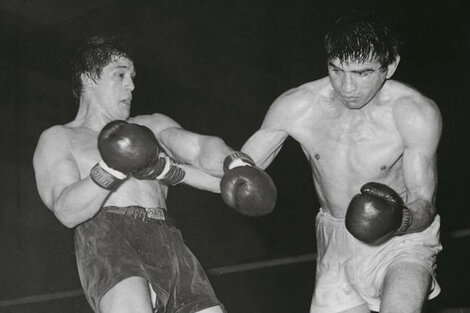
[240,10,442,313]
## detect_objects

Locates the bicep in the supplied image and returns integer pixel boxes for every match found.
[158,127,208,161]
[402,145,437,204]
[131,113,189,157]
[241,97,291,169]
[242,127,288,170]
[33,132,80,210]
[159,127,232,174]
[133,114,230,168]
[399,100,442,204]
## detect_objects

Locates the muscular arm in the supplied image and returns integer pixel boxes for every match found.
[33,127,109,228]
[242,129,287,170]
[241,90,299,169]
[395,97,442,233]
[131,114,233,177]
[180,164,221,193]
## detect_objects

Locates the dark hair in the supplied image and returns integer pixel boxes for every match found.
[324,10,401,70]
[71,36,133,99]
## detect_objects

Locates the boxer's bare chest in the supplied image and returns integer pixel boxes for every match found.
[317,112,402,171]
[291,106,404,210]
[66,128,101,177]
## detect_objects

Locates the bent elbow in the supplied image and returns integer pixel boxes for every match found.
[52,207,80,229]
[55,212,78,228]
[62,221,78,229]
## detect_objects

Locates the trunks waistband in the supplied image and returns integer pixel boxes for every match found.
[103,206,171,224]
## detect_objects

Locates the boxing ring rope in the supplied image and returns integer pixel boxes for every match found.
[0,228,468,308]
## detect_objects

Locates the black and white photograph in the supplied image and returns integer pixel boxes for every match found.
[0,0,468,312]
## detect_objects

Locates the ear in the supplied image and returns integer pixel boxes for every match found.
[385,55,400,79]
[80,72,96,88]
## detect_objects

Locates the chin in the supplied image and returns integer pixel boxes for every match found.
[119,106,131,119]
[344,98,371,110]
[344,102,365,110]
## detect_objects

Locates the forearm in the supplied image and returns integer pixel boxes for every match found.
[406,198,436,233]
[52,177,110,228]
[194,136,233,177]
[134,151,221,192]
[181,165,221,193]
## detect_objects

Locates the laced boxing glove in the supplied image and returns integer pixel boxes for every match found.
[220,152,277,217]
[90,120,184,190]
[345,182,413,245]
[132,141,185,186]
[90,120,157,190]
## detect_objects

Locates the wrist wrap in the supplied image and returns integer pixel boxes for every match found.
[155,153,186,186]
[223,151,255,173]
[395,207,413,235]
[90,161,127,190]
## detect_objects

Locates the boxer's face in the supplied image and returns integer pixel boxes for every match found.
[88,56,135,120]
[328,58,388,110]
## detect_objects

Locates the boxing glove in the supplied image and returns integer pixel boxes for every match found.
[98,120,159,173]
[220,152,277,217]
[345,182,412,245]
[91,120,184,190]
[91,120,160,190]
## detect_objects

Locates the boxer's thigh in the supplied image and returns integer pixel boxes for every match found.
[339,304,370,313]
[379,262,431,313]
[100,276,153,313]
[195,305,225,313]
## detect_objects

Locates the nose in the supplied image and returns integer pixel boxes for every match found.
[342,74,357,94]
[125,76,135,91]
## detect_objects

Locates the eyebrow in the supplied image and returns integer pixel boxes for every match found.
[113,65,131,70]
[352,68,375,74]
[328,62,376,73]
[328,61,339,68]
[111,64,136,76]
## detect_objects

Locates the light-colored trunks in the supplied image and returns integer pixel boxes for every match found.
[310,208,442,313]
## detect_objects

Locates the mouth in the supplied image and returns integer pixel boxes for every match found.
[341,96,360,104]
[121,98,132,105]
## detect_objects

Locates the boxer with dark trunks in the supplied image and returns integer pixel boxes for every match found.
[33,36,276,313]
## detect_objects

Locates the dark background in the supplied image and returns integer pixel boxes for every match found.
[0,0,468,312]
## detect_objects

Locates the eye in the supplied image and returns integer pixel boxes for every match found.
[114,72,125,79]
[358,71,372,77]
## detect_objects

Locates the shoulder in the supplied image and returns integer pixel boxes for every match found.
[129,113,182,134]
[36,125,71,147]
[273,77,330,107]
[386,81,442,144]
[263,77,331,126]
[34,125,73,167]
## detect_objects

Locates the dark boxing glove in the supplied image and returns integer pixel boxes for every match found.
[91,120,159,190]
[91,120,185,190]
[220,152,277,217]
[345,182,412,245]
